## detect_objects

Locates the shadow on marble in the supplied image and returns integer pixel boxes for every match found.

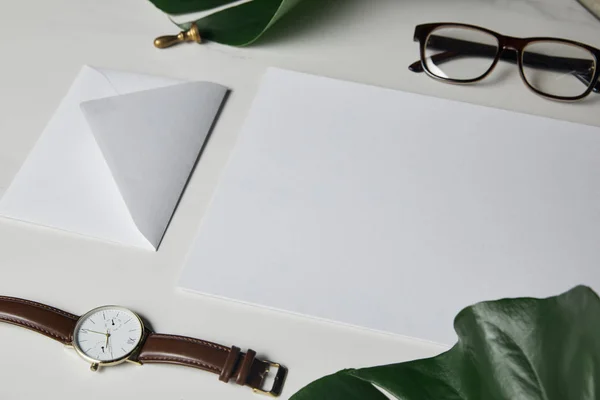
[582,92,600,104]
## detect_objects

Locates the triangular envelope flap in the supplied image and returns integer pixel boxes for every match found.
[81,82,227,249]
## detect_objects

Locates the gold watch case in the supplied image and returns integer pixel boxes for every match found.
[71,305,145,371]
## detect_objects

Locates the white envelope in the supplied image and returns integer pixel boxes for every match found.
[0,66,227,250]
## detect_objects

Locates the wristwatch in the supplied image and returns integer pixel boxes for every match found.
[0,296,287,397]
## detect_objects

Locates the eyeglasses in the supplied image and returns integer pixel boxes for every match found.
[408,23,600,101]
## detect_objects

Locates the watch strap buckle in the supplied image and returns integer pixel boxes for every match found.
[252,361,287,397]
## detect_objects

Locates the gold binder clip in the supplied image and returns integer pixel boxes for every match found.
[154,23,202,49]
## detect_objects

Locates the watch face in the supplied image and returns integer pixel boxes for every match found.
[73,306,144,365]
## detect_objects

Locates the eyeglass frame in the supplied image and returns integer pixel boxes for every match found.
[409,22,600,101]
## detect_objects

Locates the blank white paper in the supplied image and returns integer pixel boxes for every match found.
[180,68,600,345]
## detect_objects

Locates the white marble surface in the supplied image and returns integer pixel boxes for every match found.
[0,0,599,399]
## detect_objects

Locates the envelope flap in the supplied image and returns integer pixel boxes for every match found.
[80,82,228,249]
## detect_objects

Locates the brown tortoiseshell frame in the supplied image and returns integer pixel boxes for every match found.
[410,22,600,101]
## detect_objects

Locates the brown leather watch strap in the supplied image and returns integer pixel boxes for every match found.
[137,333,285,395]
[0,296,79,344]
[0,297,287,395]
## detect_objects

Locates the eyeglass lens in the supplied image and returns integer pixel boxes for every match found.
[424,27,499,81]
[522,41,596,98]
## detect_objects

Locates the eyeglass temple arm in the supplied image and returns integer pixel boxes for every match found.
[408,36,600,93]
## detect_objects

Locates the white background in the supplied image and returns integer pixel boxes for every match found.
[0,0,599,399]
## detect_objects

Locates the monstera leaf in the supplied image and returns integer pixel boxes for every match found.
[149,0,238,14]
[291,286,600,400]
[148,0,304,46]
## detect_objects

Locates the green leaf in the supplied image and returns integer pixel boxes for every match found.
[148,0,236,15]
[291,370,391,400]
[291,286,600,400]
[148,0,304,46]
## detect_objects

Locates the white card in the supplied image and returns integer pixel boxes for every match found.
[0,66,227,250]
[180,68,600,345]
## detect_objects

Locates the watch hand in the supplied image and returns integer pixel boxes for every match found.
[106,333,114,358]
[85,329,108,336]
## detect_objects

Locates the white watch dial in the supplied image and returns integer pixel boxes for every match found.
[74,306,143,364]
